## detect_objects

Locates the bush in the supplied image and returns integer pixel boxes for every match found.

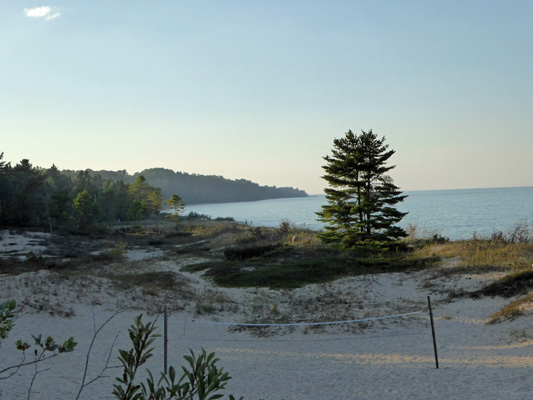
[113,315,242,400]
[186,212,211,220]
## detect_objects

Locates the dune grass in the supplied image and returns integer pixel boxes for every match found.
[488,293,533,324]
[411,239,533,273]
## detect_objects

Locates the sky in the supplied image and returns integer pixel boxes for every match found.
[1,1,532,194]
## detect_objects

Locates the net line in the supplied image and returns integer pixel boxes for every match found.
[168,330,427,343]
[188,310,424,328]
[166,311,427,343]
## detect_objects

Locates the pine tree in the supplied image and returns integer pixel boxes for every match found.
[73,189,96,229]
[317,129,408,248]
[128,175,162,223]
[166,194,185,229]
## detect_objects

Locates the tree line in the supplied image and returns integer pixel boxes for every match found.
[0,154,165,232]
[0,154,308,232]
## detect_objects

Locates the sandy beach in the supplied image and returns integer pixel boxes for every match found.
[1,230,531,399]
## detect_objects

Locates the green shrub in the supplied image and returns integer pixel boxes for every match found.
[214,217,235,222]
[113,315,242,400]
[186,212,211,220]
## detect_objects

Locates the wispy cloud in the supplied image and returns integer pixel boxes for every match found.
[24,6,61,21]
[46,12,61,21]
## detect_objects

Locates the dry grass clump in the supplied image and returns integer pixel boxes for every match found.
[187,221,244,237]
[273,220,323,249]
[194,288,239,315]
[405,221,446,241]
[488,293,533,324]
[412,239,533,274]
[408,220,533,275]
[212,220,323,249]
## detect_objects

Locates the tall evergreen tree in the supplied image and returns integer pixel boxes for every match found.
[9,160,47,227]
[317,129,408,248]
[166,194,185,228]
[0,152,11,222]
[73,189,96,229]
[128,175,163,223]
[44,165,74,231]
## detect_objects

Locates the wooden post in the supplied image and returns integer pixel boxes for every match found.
[427,296,439,369]
[164,304,168,374]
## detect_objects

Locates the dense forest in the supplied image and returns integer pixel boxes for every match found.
[61,167,307,204]
[0,153,307,232]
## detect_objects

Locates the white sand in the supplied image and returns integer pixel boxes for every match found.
[1,231,532,399]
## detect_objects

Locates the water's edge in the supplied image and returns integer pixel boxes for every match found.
[184,187,533,240]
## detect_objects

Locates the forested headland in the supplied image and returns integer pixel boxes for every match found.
[62,167,308,204]
[0,153,307,232]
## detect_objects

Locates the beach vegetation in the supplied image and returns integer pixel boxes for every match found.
[1,305,241,399]
[317,129,408,249]
[0,300,16,341]
[113,315,242,400]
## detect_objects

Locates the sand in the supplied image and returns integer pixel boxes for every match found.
[0,230,531,399]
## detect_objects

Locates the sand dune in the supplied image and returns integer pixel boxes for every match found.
[0,230,531,399]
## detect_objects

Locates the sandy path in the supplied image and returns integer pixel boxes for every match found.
[1,297,531,400]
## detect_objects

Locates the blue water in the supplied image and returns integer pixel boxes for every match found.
[184,186,533,240]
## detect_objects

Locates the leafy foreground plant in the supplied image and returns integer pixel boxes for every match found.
[113,314,242,400]
[0,300,77,397]
[0,300,16,341]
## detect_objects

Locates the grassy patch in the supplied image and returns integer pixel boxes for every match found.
[212,258,353,289]
[191,249,438,289]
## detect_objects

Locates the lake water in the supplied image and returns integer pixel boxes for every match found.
[184,186,533,240]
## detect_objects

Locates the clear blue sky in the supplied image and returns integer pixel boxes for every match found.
[1,1,532,194]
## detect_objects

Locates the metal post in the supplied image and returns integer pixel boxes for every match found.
[427,296,439,369]
[164,304,168,374]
